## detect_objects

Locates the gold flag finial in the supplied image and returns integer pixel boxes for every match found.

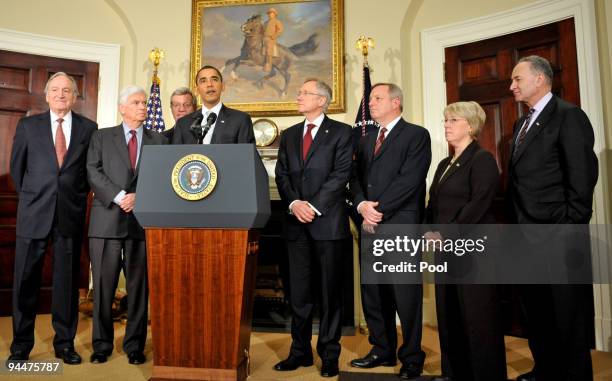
[355,36,374,67]
[148,47,165,84]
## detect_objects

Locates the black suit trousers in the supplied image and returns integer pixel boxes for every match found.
[519,284,593,381]
[287,231,343,361]
[11,228,81,353]
[435,284,506,381]
[89,238,148,354]
[360,281,424,365]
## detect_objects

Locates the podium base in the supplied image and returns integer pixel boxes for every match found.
[146,228,258,381]
[150,360,247,381]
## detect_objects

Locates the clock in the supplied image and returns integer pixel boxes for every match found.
[253,118,279,147]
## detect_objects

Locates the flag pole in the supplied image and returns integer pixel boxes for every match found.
[355,35,374,69]
[355,36,374,137]
[148,47,164,85]
[145,48,167,133]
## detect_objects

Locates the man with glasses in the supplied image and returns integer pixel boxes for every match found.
[8,72,97,365]
[274,78,352,378]
[163,87,197,141]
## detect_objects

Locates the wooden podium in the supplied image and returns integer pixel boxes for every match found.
[134,145,271,381]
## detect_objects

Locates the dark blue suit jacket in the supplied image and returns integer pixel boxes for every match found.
[10,110,97,239]
[170,105,255,144]
[275,115,352,240]
[507,96,598,223]
[350,118,431,224]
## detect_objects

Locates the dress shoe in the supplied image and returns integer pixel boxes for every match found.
[7,350,29,361]
[55,347,82,365]
[320,360,339,377]
[516,371,536,381]
[399,362,423,379]
[273,355,314,371]
[127,351,146,365]
[90,351,109,364]
[6,350,29,368]
[350,352,396,368]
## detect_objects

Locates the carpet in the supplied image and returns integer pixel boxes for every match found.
[338,371,440,380]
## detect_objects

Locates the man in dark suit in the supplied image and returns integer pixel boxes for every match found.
[8,72,97,365]
[349,83,431,379]
[162,87,196,141]
[86,86,166,365]
[507,56,598,381]
[274,79,352,378]
[171,65,255,144]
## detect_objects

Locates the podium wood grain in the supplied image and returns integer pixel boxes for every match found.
[146,228,259,381]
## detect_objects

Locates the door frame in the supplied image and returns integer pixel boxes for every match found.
[421,0,610,351]
[0,28,120,127]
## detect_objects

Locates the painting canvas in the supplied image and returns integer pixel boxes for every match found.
[191,0,345,116]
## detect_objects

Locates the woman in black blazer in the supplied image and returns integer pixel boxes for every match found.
[426,101,506,381]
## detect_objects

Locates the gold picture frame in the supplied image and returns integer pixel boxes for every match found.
[191,0,345,116]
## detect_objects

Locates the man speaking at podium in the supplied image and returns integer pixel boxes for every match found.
[171,65,255,145]
[274,79,352,378]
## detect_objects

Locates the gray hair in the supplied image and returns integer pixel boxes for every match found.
[444,101,486,140]
[118,85,146,105]
[304,78,332,111]
[372,82,404,111]
[44,72,79,96]
[518,55,553,86]
[170,87,197,108]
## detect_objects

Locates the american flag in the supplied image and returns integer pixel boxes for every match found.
[144,78,165,133]
[352,65,378,150]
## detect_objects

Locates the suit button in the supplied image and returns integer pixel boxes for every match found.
[368,184,372,188]
[302,177,307,181]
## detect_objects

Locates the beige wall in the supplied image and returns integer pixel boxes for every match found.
[595,0,612,225]
[1,0,609,145]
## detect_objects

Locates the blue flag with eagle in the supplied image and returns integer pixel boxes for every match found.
[144,78,165,133]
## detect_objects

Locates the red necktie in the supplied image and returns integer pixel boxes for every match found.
[374,127,387,156]
[55,118,67,167]
[302,123,316,161]
[128,130,138,169]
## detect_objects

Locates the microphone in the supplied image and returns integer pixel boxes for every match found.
[190,113,205,143]
[201,112,217,141]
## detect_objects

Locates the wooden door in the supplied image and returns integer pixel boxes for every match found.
[0,50,99,316]
[445,18,578,198]
[444,19,579,336]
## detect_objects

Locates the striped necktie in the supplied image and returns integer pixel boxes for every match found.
[514,108,536,150]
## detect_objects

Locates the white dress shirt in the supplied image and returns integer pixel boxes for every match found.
[520,91,553,137]
[201,102,223,144]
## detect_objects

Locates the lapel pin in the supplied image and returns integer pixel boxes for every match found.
[325,130,329,133]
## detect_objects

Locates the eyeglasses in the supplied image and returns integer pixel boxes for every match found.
[296,91,323,97]
[443,118,466,124]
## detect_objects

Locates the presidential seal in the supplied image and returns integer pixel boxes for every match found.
[171,154,218,200]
